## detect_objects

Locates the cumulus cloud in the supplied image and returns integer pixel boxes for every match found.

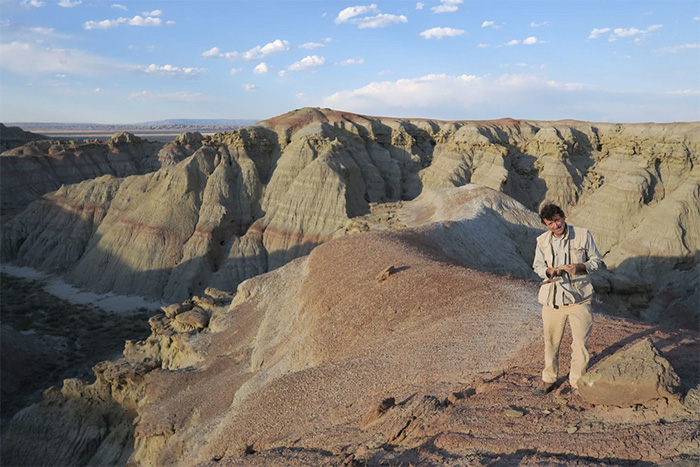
[58,0,82,7]
[202,46,239,60]
[506,36,540,46]
[243,84,257,92]
[590,24,663,42]
[335,4,407,29]
[416,2,424,9]
[253,62,269,74]
[340,58,364,66]
[84,15,163,30]
[111,4,128,10]
[588,27,610,39]
[420,27,466,39]
[230,67,242,75]
[431,0,463,14]
[300,42,325,50]
[142,10,162,16]
[245,39,290,59]
[287,55,325,71]
[21,0,43,8]
[140,63,205,77]
[335,4,379,23]
[481,21,494,28]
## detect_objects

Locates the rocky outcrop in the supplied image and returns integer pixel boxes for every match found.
[2,108,698,327]
[578,338,682,406]
[0,131,202,221]
[0,123,45,152]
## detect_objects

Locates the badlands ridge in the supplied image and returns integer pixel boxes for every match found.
[0,108,698,465]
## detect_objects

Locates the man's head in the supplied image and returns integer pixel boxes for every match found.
[539,203,567,237]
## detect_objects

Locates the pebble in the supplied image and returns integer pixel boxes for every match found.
[505,408,526,418]
[567,425,579,434]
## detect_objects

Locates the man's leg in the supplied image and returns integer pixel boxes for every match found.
[541,305,568,384]
[567,301,593,388]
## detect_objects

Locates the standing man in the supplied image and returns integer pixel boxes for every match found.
[532,204,603,395]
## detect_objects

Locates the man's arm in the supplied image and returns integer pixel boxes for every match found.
[583,230,603,273]
[562,230,603,275]
[533,243,549,279]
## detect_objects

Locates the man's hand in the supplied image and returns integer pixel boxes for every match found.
[561,263,586,275]
[546,267,561,278]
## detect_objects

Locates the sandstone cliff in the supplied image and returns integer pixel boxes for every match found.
[2,108,698,328]
[3,212,698,465]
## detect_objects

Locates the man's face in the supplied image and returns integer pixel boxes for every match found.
[543,214,566,237]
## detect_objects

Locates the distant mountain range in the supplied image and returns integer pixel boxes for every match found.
[4,119,258,131]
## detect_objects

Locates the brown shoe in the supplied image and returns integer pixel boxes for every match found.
[533,381,555,395]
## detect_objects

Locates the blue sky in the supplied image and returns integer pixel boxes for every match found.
[1,0,698,123]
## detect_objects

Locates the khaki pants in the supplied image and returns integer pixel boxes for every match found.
[541,301,592,388]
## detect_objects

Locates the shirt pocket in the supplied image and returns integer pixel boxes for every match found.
[571,247,586,264]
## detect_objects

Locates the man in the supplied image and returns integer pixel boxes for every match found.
[532,204,603,395]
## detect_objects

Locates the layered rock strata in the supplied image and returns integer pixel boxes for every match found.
[0,131,202,221]
[3,108,698,326]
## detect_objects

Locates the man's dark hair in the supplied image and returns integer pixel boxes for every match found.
[539,203,565,223]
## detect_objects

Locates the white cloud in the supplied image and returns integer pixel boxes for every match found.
[324,37,333,43]
[300,41,325,50]
[420,27,466,39]
[111,4,128,11]
[416,2,424,9]
[506,37,541,46]
[335,4,407,28]
[128,15,162,27]
[242,39,290,60]
[0,41,128,75]
[322,73,606,120]
[530,21,548,27]
[55,74,66,78]
[230,67,242,75]
[588,27,610,39]
[94,88,101,92]
[140,63,205,77]
[481,21,494,28]
[166,20,176,26]
[287,55,325,71]
[142,10,162,16]
[340,58,365,66]
[58,0,82,7]
[431,0,463,14]
[21,0,43,7]
[654,43,700,54]
[243,84,257,92]
[590,24,663,42]
[29,26,55,35]
[477,43,489,48]
[253,62,269,74]
[84,15,162,30]
[129,91,208,102]
[335,4,379,24]
[201,46,239,60]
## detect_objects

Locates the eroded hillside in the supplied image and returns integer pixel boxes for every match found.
[3,191,698,465]
[2,108,698,327]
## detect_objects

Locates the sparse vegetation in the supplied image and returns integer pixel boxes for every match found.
[0,273,154,420]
